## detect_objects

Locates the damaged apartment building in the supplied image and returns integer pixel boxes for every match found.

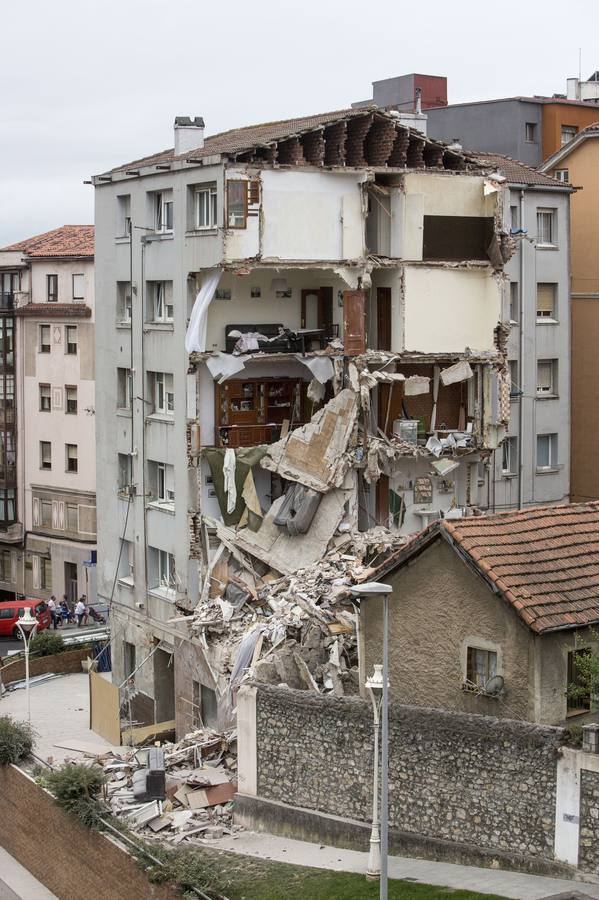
[93,108,512,734]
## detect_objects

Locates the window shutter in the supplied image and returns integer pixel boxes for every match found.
[59,502,65,530]
[32,555,40,589]
[32,498,40,526]
[52,501,59,529]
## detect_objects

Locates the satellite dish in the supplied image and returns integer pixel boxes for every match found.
[484,675,504,696]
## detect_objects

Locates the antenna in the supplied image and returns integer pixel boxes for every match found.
[579,47,582,85]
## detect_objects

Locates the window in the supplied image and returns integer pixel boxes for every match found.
[41,499,52,527]
[510,205,519,231]
[1,375,15,409]
[561,125,577,145]
[40,441,52,470]
[466,646,497,688]
[153,461,175,503]
[537,360,557,396]
[508,360,519,398]
[195,185,218,229]
[153,372,174,415]
[0,550,11,583]
[40,557,52,590]
[65,385,77,414]
[201,683,218,728]
[117,194,131,237]
[154,191,173,232]
[66,443,78,473]
[39,383,51,411]
[158,549,176,587]
[0,489,16,524]
[537,283,557,320]
[72,274,84,301]
[40,325,51,353]
[47,274,58,302]
[537,433,558,470]
[567,649,591,714]
[118,453,132,492]
[509,281,519,322]
[537,208,556,246]
[150,281,173,322]
[66,326,77,354]
[124,641,136,681]
[525,122,536,143]
[117,282,132,324]
[502,436,518,475]
[227,180,247,228]
[117,368,133,409]
[66,504,78,532]
[554,169,569,183]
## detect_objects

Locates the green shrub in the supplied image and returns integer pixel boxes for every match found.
[0,716,35,764]
[45,762,106,828]
[29,630,65,657]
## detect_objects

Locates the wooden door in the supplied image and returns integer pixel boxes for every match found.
[377,287,392,351]
[376,474,390,526]
[343,290,366,356]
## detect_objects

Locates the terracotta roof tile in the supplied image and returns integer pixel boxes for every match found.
[442,502,599,633]
[1,225,94,258]
[471,152,568,187]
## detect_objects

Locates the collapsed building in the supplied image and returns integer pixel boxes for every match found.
[92,107,512,735]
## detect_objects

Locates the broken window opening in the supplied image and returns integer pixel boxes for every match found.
[227,181,248,229]
[422,216,495,262]
[466,646,497,688]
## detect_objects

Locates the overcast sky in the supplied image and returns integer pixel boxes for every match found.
[1,0,593,246]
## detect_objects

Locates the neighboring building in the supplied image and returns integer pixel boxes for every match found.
[92,109,511,733]
[427,76,599,166]
[539,125,599,503]
[473,153,573,512]
[352,72,448,133]
[359,502,599,726]
[0,227,96,605]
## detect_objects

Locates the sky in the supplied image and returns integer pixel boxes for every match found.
[1,0,594,246]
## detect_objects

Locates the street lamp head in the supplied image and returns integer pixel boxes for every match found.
[348,582,392,597]
[365,663,384,696]
[17,607,38,634]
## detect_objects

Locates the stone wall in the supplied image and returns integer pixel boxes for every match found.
[254,685,563,862]
[0,647,91,684]
[579,769,599,873]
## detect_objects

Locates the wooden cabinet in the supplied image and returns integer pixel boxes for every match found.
[215,377,306,448]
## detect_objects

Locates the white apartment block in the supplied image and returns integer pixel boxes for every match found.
[93,110,513,733]
[0,226,96,606]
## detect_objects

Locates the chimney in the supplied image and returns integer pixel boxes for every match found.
[174,116,205,155]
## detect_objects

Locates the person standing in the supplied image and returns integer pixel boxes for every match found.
[47,595,57,630]
[75,597,85,627]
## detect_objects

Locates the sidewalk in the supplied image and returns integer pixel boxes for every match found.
[0,846,57,899]
[215,831,599,899]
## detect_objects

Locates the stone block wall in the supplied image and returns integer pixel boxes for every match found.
[579,769,599,873]
[254,685,563,861]
[0,647,91,684]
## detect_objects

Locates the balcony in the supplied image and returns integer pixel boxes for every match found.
[0,293,14,311]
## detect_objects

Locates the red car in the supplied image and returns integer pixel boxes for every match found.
[0,599,51,639]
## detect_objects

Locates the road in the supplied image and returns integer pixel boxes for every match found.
[0,620,108,658]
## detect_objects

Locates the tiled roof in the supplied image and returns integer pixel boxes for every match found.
[1,225,94,258]
[442,503,599,633]
[473,152,569,187]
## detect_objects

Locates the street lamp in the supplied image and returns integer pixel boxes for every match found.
[349,582,391,900]
[365,663,383,878]
[16,607,38,726]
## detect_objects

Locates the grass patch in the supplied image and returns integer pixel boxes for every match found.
[149,844,509,900]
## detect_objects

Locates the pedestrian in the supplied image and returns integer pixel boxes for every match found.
[60,597,72,625]
[75,597,85,627]
[80,595,89,626]
[47,595,57,630]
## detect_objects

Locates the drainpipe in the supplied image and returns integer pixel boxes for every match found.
[518,188,526,510]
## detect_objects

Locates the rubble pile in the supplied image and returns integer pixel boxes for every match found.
[101,727,240,846]
[190,528,407,695]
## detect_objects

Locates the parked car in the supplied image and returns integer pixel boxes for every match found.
[0,599,51,638]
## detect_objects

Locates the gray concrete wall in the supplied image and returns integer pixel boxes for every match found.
[486,185,571,512]
[253,685,562,863]
[360,538,534,720]
[427,100,542,166]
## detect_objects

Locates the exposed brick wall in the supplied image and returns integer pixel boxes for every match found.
[1,647,91,685]
[0,765,174,900]
[579,769,599,873]
[255,685,563,862]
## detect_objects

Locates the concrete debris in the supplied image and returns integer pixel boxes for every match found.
[440,360,474,386]
[99,726,240,844]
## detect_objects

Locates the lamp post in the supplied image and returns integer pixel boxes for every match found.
[16,607,38,726]
[365,663,383,878]
[349,582,391,900]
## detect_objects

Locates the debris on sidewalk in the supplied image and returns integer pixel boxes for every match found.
[100,726,241,846]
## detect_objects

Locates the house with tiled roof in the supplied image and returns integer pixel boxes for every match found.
[358,502,599,725]
[0,225,96,606]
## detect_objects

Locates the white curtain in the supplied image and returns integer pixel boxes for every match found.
[185,270,222,353]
